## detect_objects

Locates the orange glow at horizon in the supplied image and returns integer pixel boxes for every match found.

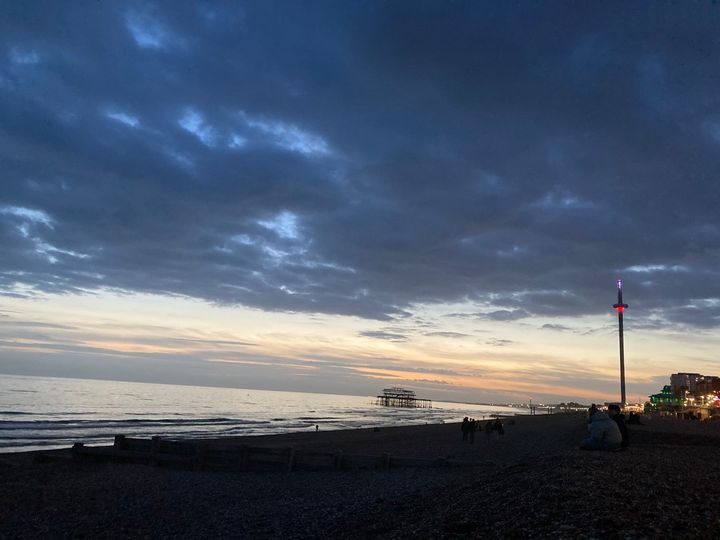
[1,290,716,403]
[353,367,620,402]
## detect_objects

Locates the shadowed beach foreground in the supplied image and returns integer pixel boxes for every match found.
[1,414,719,538]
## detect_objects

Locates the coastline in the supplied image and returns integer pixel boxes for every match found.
[1,411,575,463]
[2,413,719,538]
[0,374,526,454]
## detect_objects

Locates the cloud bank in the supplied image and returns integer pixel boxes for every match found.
[1,1,720,329]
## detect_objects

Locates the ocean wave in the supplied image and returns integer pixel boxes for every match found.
[0,411,90,416]
[0,418,272,431]
[296,416,344,420]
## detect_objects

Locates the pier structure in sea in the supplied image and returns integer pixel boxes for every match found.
[376,387,432,408]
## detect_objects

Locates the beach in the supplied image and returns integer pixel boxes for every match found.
[1,413,719,538]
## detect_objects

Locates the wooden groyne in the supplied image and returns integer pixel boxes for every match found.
[70,435,475,473]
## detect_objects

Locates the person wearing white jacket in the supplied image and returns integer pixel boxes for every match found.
[580,411,623,450]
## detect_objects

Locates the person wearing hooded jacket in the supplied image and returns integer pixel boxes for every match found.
[580,410,622,450]
[607,404,629,448]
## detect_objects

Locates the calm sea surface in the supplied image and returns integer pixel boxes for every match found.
[0,375,526,453]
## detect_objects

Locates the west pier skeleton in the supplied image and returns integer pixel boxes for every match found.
[375,387,432,409]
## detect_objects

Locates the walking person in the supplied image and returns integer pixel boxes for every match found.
[461,417,469,441]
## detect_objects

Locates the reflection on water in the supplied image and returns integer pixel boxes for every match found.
[0,375,525,453]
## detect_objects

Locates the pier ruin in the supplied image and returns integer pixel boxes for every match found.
[376,387,432,408]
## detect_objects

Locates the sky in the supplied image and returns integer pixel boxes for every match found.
[1,1,720,405]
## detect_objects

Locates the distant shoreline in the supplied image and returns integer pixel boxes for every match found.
[0,372,581,408]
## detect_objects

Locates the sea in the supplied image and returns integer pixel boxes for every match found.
[0,374,526,453]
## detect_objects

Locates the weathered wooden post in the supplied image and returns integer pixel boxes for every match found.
[72,442,84,461]
[333,450,344,470]
[286,448,296,473]
[151,436,162,451]
[195,442,208,471]
[114,435,126,450]
[151,436,162,466]
[239,445,249,472]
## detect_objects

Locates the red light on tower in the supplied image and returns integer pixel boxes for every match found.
[613,279,628,314]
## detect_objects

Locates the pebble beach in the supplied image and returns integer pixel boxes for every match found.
[1,413,719,538]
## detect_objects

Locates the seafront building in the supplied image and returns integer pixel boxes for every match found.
[648,372,720,419]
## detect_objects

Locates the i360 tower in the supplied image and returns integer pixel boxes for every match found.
[612,279,629,407]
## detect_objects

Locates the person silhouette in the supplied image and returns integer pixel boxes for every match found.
[607,404,629,448]
[580,409,622,451]
[587,404,599,422]
[461,417,469,441]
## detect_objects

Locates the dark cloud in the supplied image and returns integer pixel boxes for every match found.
[1,2,720,325]
[423,331,468,339]
[483,309,530,322]
[542,324,572,332]
[410,378,449,385]
[0,319,76,330]
[487,338,515,347]
[358,330,408,342]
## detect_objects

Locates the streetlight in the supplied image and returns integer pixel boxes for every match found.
[613,279,629,407]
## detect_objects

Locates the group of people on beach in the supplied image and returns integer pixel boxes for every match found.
[580,403,629,451]
[461,417,504,443]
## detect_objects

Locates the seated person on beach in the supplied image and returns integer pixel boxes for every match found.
[587,403,599,423]
[482,418,504,435]
[580,409,622,451]
[607,404,629,448]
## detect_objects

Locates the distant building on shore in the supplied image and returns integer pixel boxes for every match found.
[670,373,720,396]
[648,372,720,419]
[648,386,683,409]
